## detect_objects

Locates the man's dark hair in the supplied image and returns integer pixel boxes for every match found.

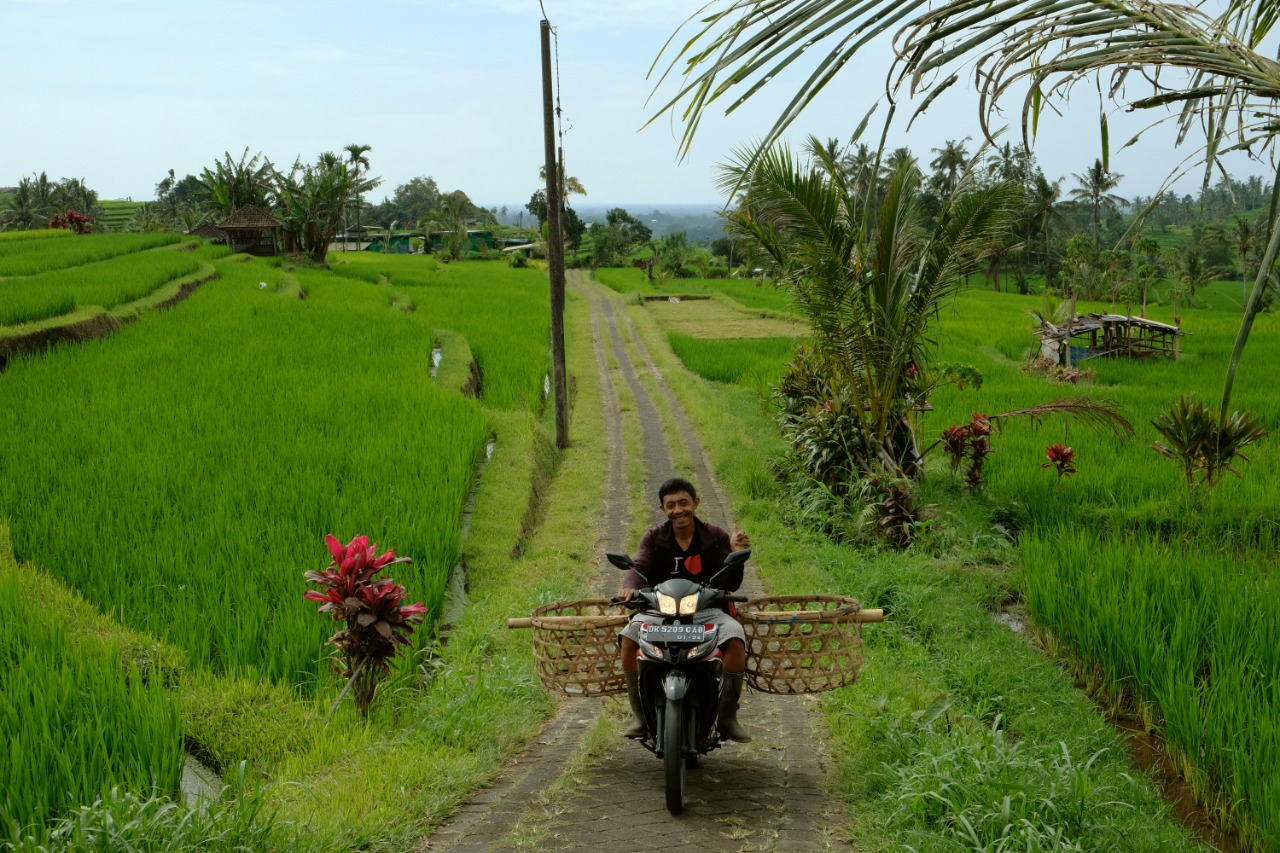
[658,477,698,503]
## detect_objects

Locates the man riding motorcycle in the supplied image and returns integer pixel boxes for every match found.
[617,477,753,743]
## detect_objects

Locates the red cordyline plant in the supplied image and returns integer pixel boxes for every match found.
[1042,443,1077,488]
[304,534,426,716]
[48,209,91,234]
[935,414,995,491]
[927,399,1132,491]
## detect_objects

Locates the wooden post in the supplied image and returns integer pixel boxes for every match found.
[541,19,569,449]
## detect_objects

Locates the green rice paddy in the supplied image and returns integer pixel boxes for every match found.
[0,246,556,840]
[0,240,212,327]
[0,568,182,837]
[593,267,798,314]
[0,233,183,276]
[667,332,794,386]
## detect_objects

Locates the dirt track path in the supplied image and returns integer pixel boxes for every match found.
[420,275,852,852]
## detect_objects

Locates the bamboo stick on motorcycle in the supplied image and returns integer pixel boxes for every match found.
[506,609,885,629]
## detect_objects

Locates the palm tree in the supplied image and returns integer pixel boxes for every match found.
[929,138,970,197]
[721,136,1018,477]
[344,144,372,250]
[3,180,43,230]
[986,142,1028,185]
[5,173,60,229]
[649,0,1280,422]
[539,164,588,201]
[879,147,916,190]
[838,142,877,199]
[1232,216,1258,289]
[1069,159,1126,248]
[1025,174,1063,272]
[56,178,100,228]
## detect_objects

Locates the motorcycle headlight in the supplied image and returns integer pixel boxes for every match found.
[678,594,699,615]
[657,594,677,616]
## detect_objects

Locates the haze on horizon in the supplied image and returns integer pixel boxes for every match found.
[4,0,1273,210]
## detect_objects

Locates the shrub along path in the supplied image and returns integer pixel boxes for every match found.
[420,275,852,851]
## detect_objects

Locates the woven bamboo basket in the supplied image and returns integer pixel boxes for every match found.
[738,595,865,694]
[529,598,628,697]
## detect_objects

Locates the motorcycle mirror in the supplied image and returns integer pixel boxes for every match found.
[606,552,635,571]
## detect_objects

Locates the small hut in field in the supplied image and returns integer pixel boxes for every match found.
[1036,313,1186,365]
[187,222,227,244]
[216,205,280,256]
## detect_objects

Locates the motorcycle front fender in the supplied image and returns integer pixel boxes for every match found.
[662,669,690,702]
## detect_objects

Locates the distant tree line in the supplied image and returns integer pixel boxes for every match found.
[0,173,102,232]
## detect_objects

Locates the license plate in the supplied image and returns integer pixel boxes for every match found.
[641,624,707,644]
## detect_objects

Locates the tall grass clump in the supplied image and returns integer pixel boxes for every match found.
[6,766,330,853]
[0,571,182,842]
[0,258,493,685]
[1022,528,1280,849]
[0,243,205,327]
[668,332,794,386]
[871,707,1134,850]
[0,233,183,276]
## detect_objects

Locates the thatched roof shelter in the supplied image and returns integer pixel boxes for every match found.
[1037,313,1186,364]
[216,205,280,255]
[188,223,226,242]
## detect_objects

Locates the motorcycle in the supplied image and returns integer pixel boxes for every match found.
[606,548,751,815]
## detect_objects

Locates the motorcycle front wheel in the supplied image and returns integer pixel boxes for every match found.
[663,696,685,815]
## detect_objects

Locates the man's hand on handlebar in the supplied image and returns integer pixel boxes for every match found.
[610,588,642,607]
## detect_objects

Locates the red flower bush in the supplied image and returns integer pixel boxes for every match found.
[1042,443,1077,484]
[940,424,970,471]
[937,414,995,491]
[304,534,426,715]
[49,209,91,234]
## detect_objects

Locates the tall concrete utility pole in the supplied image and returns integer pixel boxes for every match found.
[541,18,569,449]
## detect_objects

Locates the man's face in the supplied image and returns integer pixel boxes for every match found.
[661,491,699,530]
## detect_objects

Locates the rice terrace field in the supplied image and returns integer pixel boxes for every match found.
[3,228,1280,851]
[0,235,560,847]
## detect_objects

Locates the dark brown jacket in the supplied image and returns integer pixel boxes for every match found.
[624,517,743,592]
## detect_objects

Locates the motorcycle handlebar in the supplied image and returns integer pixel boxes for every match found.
[508,607,887,629]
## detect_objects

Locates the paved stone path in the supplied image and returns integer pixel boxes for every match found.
[419,276,852,852]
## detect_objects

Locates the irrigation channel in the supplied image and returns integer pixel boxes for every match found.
[419,273,852,852]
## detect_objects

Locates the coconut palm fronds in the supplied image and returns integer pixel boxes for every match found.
[989,397,1134,437]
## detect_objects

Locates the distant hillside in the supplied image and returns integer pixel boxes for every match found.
[493,202,728,244]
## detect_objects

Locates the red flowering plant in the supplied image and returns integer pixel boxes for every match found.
[49,210,91,234]
[1042,443,1077,488]
[931,414,995,491]
[304,534,427,716]
[939,424,970,471]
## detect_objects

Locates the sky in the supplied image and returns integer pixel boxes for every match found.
[3,0,1273,209]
